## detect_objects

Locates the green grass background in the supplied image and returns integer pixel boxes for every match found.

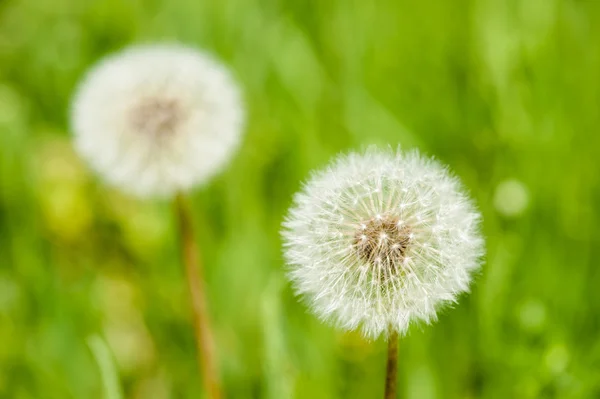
[1,0,599,397]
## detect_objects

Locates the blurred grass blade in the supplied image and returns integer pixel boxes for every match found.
[87,335,124,399]
[261,277,296,399]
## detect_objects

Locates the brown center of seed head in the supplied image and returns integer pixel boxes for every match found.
[130,97,181,136]
[354,215,411,272]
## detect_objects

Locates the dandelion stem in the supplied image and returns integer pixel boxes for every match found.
[384,329,399,399]
[174,193,221,399]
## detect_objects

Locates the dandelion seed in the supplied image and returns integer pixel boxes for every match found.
[70,43,244,197]
[282,148,484,339]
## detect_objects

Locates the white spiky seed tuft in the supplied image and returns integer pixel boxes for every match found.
[70,43,244,197]
[282,148,484,339]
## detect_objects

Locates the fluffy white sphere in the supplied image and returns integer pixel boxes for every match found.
[282,148,484,339]
[71,44,244,197]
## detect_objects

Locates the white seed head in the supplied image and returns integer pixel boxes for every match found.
[282,148,484,339]
[70,44,244,197]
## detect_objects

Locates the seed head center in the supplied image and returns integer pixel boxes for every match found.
[131,97,181,136]
[354,215,410,270]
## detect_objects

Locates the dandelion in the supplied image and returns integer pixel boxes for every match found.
[70,44,245,399]
[71,44,244,198]
[282,148,484,398]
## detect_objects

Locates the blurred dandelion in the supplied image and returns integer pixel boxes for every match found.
[71,44,244,198]
[71,43,245,399]
[282,148,484,398]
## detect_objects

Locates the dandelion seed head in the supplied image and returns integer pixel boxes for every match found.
[282,148,484,339]
[70,44,244,197]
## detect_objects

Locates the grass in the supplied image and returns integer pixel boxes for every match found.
[0,0,599,397]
